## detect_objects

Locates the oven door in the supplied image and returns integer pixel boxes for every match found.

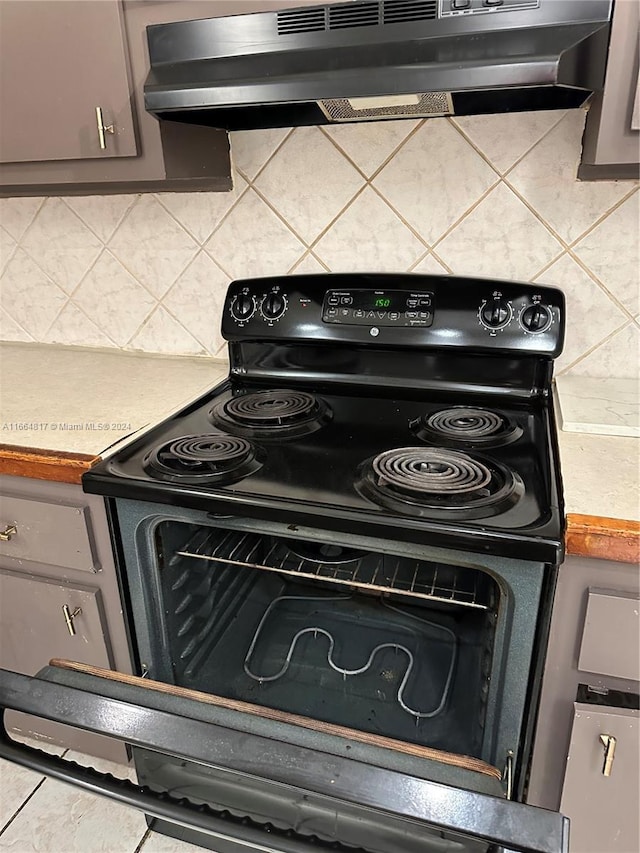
[0,662,568,853]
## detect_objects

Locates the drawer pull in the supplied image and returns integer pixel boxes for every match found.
[62,605,82,637]
[95,106,114,150]
[0,524,17,541]
[599,733,617,777]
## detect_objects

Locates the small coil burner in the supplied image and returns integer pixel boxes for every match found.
[210,389,331,439]
[410,407,522,448]
[356,446,523,519]
[143,433,262,485]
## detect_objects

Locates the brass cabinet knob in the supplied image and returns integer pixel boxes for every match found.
[599,733,617,777]
[62,605,82,637]
[95,106,115,150]
[0,524,17,541]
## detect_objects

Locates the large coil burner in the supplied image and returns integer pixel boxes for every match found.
[210,389,332,439]
[356,446,523,519]
[143,433,262,485]
[411,407,522,448]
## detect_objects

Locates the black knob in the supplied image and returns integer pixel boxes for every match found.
[262,292,286,320]
[232,293,254,321]
[481,298,511,329]
[521,304,551,333]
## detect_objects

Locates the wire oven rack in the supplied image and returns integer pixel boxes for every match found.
[175,529,489,610]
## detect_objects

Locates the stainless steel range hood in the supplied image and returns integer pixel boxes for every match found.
[144,0,612,131]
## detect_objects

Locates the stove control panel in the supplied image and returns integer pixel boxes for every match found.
[222,274,565,358]
[322,289,434,327]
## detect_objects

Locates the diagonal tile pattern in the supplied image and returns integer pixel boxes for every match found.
[0,110,637,378]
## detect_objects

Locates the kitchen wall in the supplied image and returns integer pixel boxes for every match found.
[0,108,638,377]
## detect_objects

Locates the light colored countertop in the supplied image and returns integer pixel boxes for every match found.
[0,342,227,458]
[556,376,639,438]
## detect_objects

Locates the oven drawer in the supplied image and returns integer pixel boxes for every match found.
[0,660,569,853]
[0,494,98,572]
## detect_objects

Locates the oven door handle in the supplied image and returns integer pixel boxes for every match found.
[0,665,569,853]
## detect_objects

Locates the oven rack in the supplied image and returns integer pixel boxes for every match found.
[175,529,489,610]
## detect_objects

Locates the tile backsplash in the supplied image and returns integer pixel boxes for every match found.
[1,109,638,378]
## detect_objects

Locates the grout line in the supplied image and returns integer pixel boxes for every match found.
[133,827,152,853]
[566,184,639,249]
[239,184,312,249]
[366,119,427,184]
[0,773,49,837]
[564,247,636,321]
[366,183,431,251]
[499,109,570,179]
[429,248,455,274]
[446,116,503,182]
[238,127,296,187]
[0,306,36,342]
[554,318,633,376]
[5,195,46,244]
[428,177,501,253]
[304,183,370,254]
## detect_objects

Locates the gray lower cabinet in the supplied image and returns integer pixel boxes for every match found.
[560,705,639,853]
[0,474,132,763]
[528,555,640,852]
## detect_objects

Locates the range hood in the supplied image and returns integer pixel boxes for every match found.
[144,0,612,131]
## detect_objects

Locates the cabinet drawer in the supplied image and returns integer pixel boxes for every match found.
[579,589,640,682]
[0,494,98,572]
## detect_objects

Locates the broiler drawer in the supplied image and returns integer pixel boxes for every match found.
[578,588,640,682]
[0,494,98,573]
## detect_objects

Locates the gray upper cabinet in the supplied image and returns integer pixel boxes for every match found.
[580,0,640,180]
[0,1,137,164]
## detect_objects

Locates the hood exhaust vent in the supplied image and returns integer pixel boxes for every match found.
[144,0,612,133]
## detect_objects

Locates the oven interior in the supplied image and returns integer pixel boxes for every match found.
[155,521,500,761]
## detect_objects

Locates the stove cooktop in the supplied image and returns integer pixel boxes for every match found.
[83,273,566,561]
[84,380,563,561]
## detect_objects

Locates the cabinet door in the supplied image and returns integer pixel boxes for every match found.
[560,703,639,853]
[0,0,137,163]
[0,569,122,756]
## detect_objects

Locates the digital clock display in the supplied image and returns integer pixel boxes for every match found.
[375,297,391,308]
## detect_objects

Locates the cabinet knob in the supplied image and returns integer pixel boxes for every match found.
[62,604,82,637]
[599,733,617,776]
[95,106,115,150]
[0,524,17,541]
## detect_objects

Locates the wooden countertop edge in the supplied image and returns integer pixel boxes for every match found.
[566,514,640,564]
[0,444,99,485]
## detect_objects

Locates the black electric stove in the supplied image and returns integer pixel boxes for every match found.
[84,273,566,562]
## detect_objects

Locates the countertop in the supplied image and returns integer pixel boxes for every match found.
[0,343,638,561]
[0,343,227,482]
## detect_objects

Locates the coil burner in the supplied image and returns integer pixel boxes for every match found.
[143,433,262,485]
[411,407,522,448]
[210,389,332,439]
[356,447,523,519]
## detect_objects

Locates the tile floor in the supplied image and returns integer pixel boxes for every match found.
[0,738,209,853]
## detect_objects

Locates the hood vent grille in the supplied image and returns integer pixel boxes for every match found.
[277,0,437,36]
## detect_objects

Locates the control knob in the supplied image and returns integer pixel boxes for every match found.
[480,298,511,329]
[231,293,255,322]
[520,304,552,333]
[261,292,287,321]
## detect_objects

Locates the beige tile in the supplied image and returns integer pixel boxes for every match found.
[290,252,328,273]
[0,249,67,339]
[0,228,16,274]
[322,120,419,177]
[534,253,628,373]
[230,127,292,180]
[566,322,640,381]
[572,191,640,316]
[127,307,205,355]
[72,250,156,347]
[43,302,116,348]
[157,175,248,245]
[21,198,102,294]
[411,253,450,274]
[64,195,137,242]
[109,196,199,299]
[453,111,565,174]
[0,308,33,342]
[163,252,230,354]
[0,197,44,241]
[314,187,424,272]
[141,828,210,853]
[435,182,563,281]
[0,775,147,852]
[508,111,631,244]
[373,118,498,244]
[205,189,305,279]
[0,739,67,830]
[254,127,364,242]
